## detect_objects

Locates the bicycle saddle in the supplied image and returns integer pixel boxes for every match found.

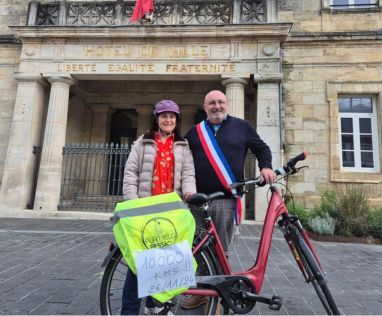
[187,192,225,206]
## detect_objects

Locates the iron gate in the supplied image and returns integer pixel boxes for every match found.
[29,142,258,215]
[59,143,131,211]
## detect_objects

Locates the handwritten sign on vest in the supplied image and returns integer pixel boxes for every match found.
[135,240,196,298]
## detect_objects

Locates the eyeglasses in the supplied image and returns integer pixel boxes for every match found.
[205,100,226,106]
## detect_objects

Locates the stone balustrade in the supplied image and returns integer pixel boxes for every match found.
[26,0,273,26]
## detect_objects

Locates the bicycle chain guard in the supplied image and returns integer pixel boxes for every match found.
[227,278,257,314]
[196,275,257,314]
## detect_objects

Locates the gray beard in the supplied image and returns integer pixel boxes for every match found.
[208,113,225,123]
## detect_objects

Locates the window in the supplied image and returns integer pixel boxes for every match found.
[338,96,380,172]
[331,0,378,8]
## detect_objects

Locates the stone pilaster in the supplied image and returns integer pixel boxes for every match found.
[180,106,197,135]
[0,75,47,210]
[90,106,112,144]
[222,77,248,217]
[266,0,278,23]
[254,77,283,221]
[222,77,248,119]
[27,1,38,26]
[34,76,74,211]
[136,105,153,138]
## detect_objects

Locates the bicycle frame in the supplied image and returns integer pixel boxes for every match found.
[184,184,321,298]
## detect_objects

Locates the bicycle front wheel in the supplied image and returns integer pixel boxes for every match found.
[99,247,126,315]
[99,246,219,315]
[289,226,341,315]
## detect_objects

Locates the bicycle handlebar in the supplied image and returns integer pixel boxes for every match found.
[275,150,308,176]
[230,151,309,189]
[188,152,308,206]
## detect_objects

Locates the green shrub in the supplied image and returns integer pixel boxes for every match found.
[317,190,339,219]
[311,187,369,237]
[308,213,335,236]
[367,208,382,238]
[335,186,369,237]
[287,202,309,227]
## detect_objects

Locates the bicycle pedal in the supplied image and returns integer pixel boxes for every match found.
[268,295,283,311]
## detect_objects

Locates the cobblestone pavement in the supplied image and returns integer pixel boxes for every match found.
[0,217,381,315]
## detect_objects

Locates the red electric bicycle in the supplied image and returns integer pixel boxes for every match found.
[100,152,341,315]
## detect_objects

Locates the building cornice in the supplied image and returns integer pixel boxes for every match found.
[10,23,292,41]
[284,31,382,45]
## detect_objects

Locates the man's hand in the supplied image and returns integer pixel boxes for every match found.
[260,168,276,184]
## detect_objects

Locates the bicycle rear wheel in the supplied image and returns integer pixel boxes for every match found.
[99,246,219,315]
[289,225,341,315]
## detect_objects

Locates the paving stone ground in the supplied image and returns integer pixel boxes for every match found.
[0,217,381,315]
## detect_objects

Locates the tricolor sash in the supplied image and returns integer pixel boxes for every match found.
[196,120,242,225]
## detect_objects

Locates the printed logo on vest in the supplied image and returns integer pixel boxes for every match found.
[141,217,178,249]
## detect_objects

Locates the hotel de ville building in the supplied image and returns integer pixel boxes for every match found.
[0,0,381,221]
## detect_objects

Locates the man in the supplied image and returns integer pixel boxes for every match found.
[181,90,275,310]
[185,90,275,250]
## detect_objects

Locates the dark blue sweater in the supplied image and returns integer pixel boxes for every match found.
[185,115,272,196]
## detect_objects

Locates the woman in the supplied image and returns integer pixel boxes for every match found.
[121,100,196,315]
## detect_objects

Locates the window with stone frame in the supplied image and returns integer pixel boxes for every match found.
[330,0,378,9]
[338,96,380,172]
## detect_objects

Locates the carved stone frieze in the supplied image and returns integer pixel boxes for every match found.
[67,3,116,26]
[240,0,265,23]
[180,2,232,25]
[264,105,277,126]
[36,3,59,25]
[150,2,174,25]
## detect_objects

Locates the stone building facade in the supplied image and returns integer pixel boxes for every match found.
[279,0,382,207]
[0,0,381,220]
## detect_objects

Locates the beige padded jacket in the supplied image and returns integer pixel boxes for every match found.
[122,134,196,200]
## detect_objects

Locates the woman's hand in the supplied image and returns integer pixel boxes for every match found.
[184,192,193,201]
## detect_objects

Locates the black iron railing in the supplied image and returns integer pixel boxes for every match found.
[59,143,131,211]
[29,142,257,215]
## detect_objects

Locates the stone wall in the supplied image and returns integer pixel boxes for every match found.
[0,0,26,185]
[279,0,382,207]
[1,0,381,209]
[66,96,92,144]
[279,0,382,33]
[0,44,20,186]
[0,0,27,34]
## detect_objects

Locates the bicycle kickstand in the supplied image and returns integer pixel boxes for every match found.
[242,292,283,311]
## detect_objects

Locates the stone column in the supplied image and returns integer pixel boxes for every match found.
[136,105,153,137]
[222,77,248,119]
[0,75,47,210]
[34,76,74,211]
[222,77,248,218]
[180,106,197,135]
[90,106,112,144]
[254,77,282,221]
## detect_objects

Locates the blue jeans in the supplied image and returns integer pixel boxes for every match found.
[121,268,154,315]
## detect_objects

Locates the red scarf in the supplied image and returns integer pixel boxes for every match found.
[152,132,174,196]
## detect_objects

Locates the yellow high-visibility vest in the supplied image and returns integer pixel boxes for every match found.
[113,192,196,302]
